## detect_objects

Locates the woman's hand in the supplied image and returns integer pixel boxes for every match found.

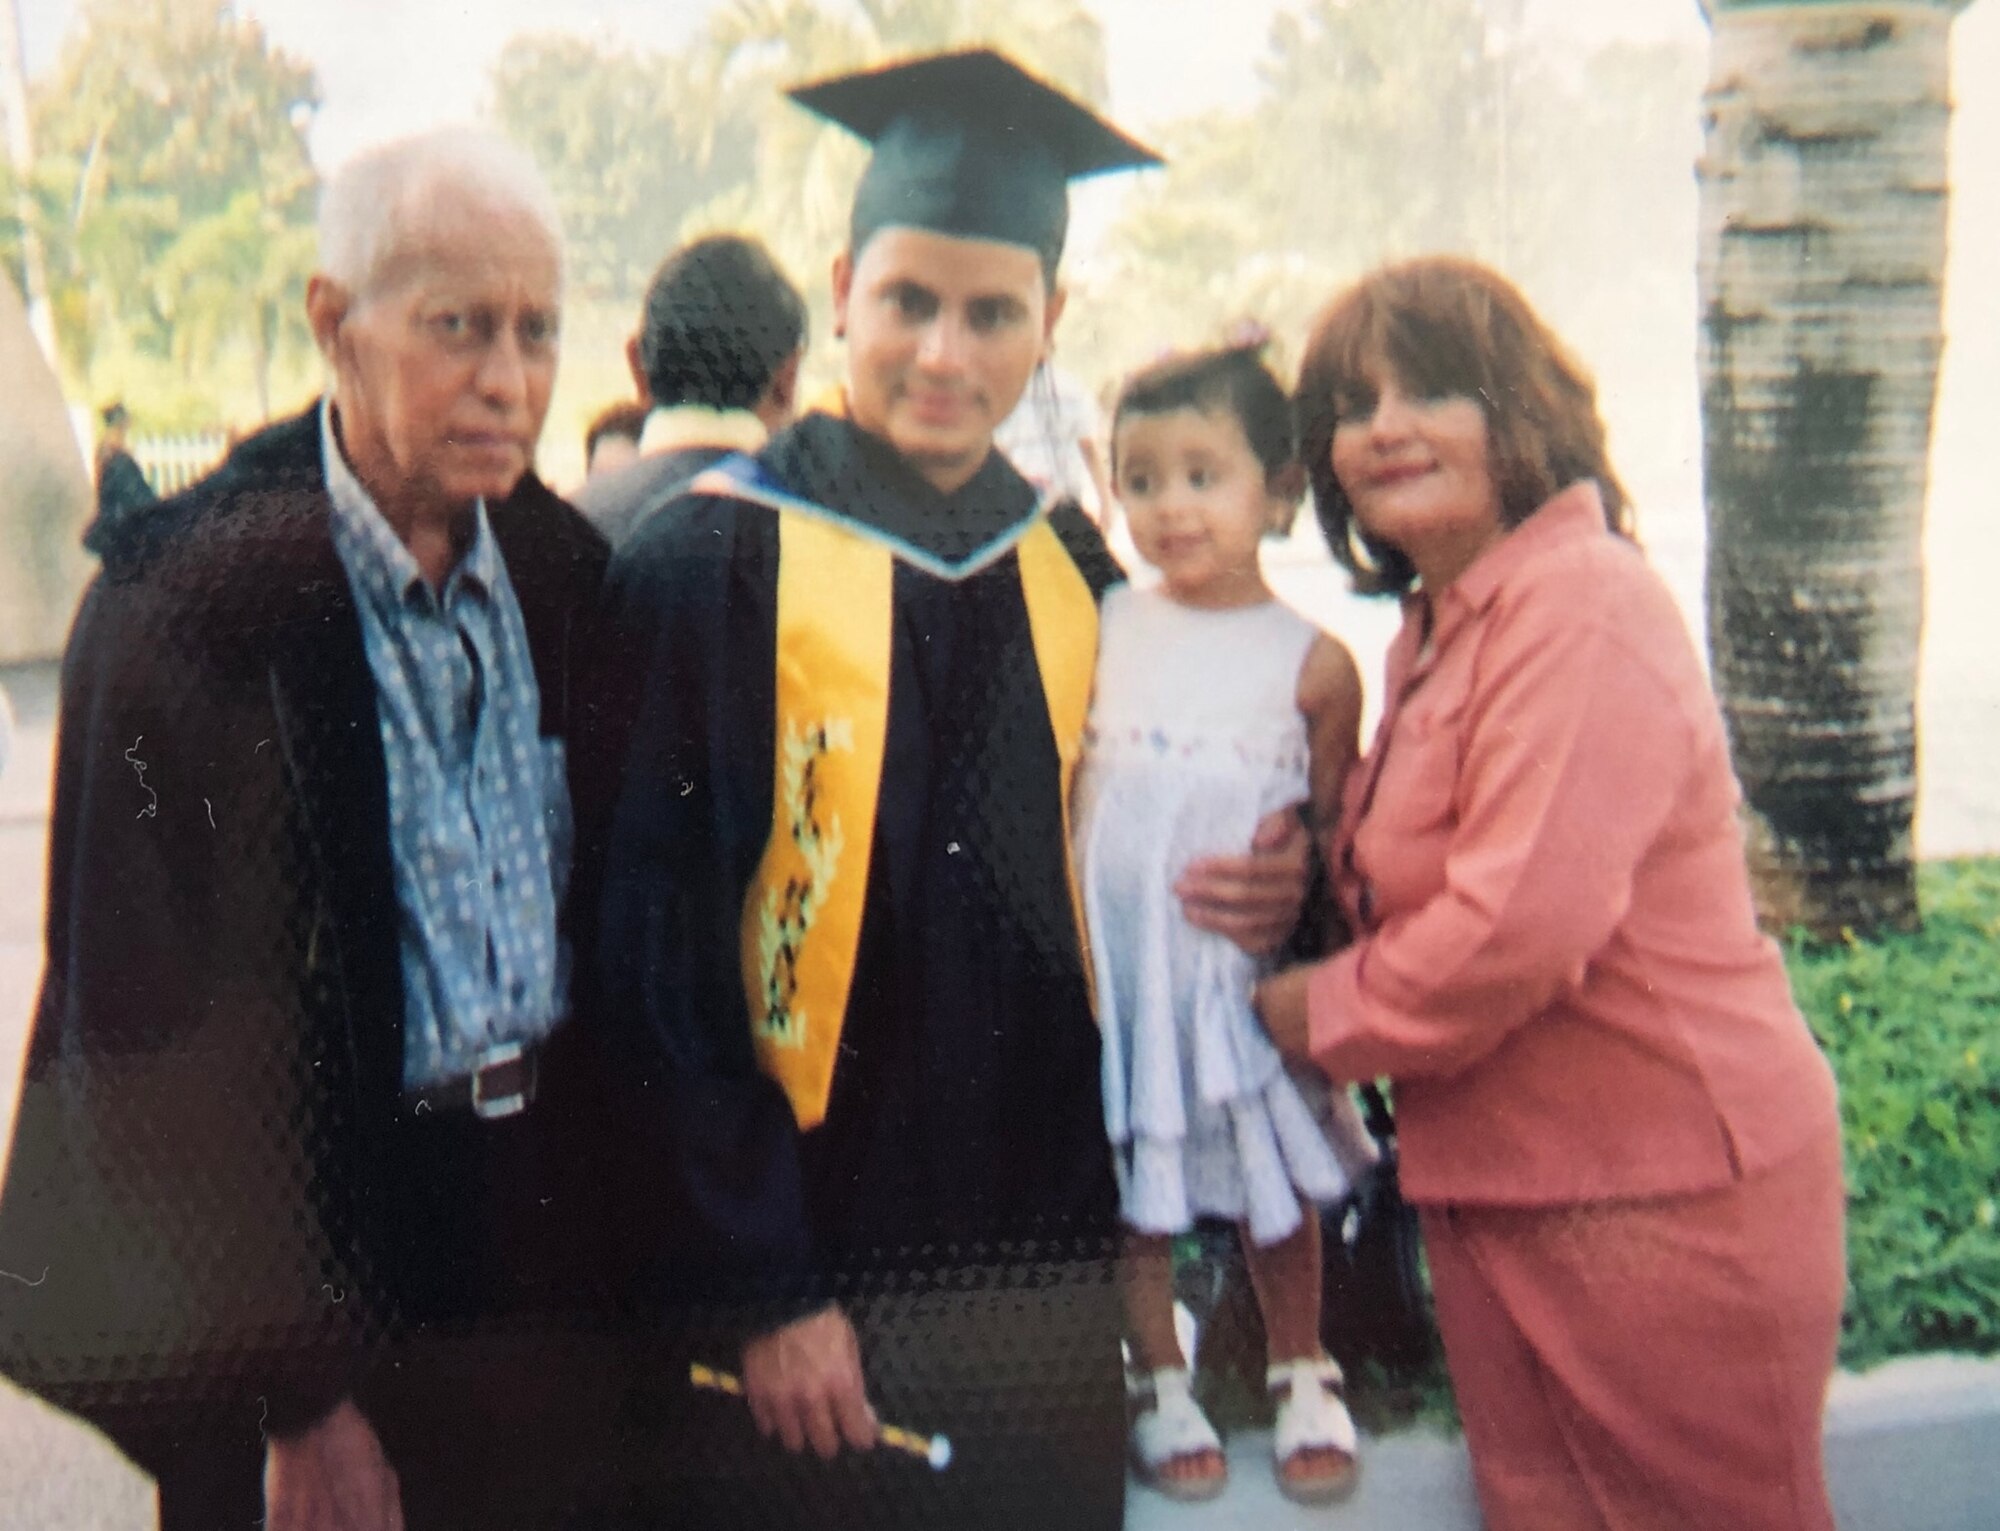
[1254,965,1318,1069]
[1178,804,1312,957]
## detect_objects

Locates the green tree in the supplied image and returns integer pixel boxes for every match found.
[16,0,319,420]
[487,0,1108,371]
[1071,0,1542,387]
[1698,0,1977,936]
[680,0,1110,367]
[152,181,315,418]
[491,33,746,302]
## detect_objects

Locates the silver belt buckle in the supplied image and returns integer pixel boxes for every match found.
[470,1038,530,1120]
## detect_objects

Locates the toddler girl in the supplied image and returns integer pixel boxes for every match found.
[1073,344,1375,1505]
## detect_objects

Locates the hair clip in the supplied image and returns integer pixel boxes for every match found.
[1222,319,1272,354]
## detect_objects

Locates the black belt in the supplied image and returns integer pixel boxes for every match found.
[405,1039,539,1121]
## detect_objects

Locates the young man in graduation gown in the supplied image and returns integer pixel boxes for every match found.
[585,50,1311,1530]
[0,128,617,1529]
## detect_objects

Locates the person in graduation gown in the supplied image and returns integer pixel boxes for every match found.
[82,401,158,555]
[582,50,1314,1531]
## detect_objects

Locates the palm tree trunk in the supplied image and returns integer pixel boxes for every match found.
[1697,0,1974,937]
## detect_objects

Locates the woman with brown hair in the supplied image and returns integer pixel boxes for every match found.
[1255,256,1846,1530]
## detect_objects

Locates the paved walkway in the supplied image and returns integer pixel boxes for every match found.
[9,1357,2000,1530]
[1129,1423,1475,1531]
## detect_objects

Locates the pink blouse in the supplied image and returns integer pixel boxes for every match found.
[1309,483,1839,1206]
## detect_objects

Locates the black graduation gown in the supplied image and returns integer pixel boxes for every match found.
[584,414,1127,1531]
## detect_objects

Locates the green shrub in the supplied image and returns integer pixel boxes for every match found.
[1788,858,2000,1369]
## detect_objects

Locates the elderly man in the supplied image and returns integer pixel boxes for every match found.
[0,127,608,1530]
[586,51,1309,1531]
[572,233,807,548]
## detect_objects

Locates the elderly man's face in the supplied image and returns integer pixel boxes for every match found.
[311,191,561,515]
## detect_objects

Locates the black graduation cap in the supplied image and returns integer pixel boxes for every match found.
[787,48,1162,277]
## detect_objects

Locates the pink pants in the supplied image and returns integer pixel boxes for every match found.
[1420,1130,1846,1531]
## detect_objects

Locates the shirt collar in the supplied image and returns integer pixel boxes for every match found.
[1414,479,1612,651]
[639,404,769,459]
[321,398,497,607]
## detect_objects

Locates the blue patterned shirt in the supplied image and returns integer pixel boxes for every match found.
[321,405,571,1090]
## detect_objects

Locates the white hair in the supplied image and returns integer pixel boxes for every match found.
[317,125,565,297]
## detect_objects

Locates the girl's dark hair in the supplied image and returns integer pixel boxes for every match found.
[1296,256,1631,596]
[1110,343,1296,483]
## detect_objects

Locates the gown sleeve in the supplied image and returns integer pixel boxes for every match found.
[1047,499,1125,600]
[581,494,825,1332]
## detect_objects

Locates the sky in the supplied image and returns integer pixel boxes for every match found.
[16,0,1708,167]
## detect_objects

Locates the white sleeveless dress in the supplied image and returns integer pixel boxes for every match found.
[1074,586,1375,1247]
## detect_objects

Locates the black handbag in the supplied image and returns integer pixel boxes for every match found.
[1172,1083,1436,1412]
[1319,1081,1436,1376]
[1175,845,1437,1393]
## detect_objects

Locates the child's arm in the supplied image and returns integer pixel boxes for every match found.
[1295,635,1364,837]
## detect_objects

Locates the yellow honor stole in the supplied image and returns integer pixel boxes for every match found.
[696,464,1098,1130]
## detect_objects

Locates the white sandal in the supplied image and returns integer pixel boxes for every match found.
[1129,1366,1228,1502]
[1267,1355,1360,1505]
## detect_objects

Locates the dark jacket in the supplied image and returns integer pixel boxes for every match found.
[0,405,608,1470]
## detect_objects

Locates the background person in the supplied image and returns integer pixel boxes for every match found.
[0,127,612,1531]
[1076,342,1375,1506]
[1257,255,1847,1531]
[81,400,157,555]
[583,49,1312,1531]
[583,399,650,481]
[572,233,806,547]
[995,356,1112,525]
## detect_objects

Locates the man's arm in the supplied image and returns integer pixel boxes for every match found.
[587,511,820,1298]
[583,504,882,1454]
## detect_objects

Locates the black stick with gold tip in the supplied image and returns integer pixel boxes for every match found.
[688,1362,955,1471]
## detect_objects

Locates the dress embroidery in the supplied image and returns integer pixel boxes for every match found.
[1076,586,1376,1245]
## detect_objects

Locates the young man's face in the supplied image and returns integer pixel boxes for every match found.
[833,227,1064,494]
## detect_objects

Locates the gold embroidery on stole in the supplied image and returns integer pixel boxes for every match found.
[742,511,1098,1129]
[740,511,891,1130]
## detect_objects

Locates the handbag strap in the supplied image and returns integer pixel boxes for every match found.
[1358,1081,1396,1144]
